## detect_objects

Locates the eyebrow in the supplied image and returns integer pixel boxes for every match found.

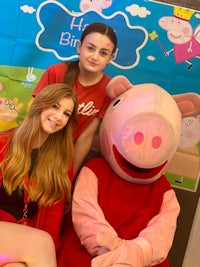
[87,42,112,52]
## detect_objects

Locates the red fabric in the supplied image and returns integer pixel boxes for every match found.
[57,213,91,267]
[57,158,171,267]
[0,130,69,252]
[0,209,17,222]
[32,62,112,140]
[89,159,171,239]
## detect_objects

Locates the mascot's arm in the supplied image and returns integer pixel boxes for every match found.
[72,166,118,256]
[92,189,180,267]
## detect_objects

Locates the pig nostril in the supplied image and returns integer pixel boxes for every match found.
[152,136,162,149]
[134,132,144,145]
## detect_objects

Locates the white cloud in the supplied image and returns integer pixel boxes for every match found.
[126,4,151,18]
[147,55,156,61]
[195,13,200,19]
[20,5,36,14]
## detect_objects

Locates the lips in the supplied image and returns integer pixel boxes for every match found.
[87,60,98,67]
[113,145,167,180]
[48,119,59,128]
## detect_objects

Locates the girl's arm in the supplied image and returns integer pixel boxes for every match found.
[0,222,56,267]
[73,118,100,178]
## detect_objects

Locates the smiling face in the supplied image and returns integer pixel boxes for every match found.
[40,97,74,139]
[100,83,182,184]
[77,32,114,74]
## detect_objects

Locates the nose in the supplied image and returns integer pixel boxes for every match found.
[120,114,175,168]
[159,17,167,27]
[54,110,63,121]
[92,50,99,60]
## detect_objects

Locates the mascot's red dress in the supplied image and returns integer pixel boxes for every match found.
[58,76,200,267]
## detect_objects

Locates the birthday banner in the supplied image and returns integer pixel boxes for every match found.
[0,0,200,190]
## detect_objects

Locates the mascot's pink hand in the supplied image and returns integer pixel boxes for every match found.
[91,232,144,267]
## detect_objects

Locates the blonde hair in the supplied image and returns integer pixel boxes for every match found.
[1,83,78,206]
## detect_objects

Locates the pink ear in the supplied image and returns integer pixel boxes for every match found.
[173,93,200,117]
[106,75,133,99]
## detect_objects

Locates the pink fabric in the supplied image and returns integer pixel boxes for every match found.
[174,38,200,63]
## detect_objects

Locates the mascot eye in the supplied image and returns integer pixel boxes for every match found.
[112,98,121,108]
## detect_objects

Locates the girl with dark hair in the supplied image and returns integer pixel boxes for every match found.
[32,22,117,177]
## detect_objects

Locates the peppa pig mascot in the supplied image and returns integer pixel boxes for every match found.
[57,76,198,267]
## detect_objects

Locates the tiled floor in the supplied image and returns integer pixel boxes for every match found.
[154,0,200,10]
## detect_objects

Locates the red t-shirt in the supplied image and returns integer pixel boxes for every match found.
[33,62,112,140]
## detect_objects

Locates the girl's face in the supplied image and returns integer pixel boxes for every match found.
[77,32,114,74]
[40,97,74,137]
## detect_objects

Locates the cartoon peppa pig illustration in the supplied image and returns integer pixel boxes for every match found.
[57,76,199,267]
[179,115,200,148]
[0,96,23,131]
[79,0,112,13]
[165,93,200,191]
[158,7,200,69]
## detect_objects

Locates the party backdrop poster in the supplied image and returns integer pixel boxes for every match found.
[0,0,199,190]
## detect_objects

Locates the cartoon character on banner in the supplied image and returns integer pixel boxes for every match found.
[176,93,200,148]
[165,93,200,190]
[58,76,199,267]
[158,7,200,69]
[0,83,23,131]
[79,0,112,13]
[23,67,37,88]
[150,7,200,69]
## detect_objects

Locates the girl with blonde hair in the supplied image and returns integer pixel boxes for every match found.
[0,83,78,252]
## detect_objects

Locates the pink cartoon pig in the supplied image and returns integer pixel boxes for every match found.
[80,0,112,13]
[57,76,198,267]
[158,8,200,69]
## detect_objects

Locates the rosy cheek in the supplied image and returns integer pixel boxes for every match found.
[40,110,48,122]
[41,109,49,117]
[183,26,191,35]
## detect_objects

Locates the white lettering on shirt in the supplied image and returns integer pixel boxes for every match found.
[78,101,99,116]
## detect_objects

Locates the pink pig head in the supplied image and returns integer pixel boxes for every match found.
[99,76,182,184]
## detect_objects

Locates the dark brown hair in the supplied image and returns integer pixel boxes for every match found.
[63,22,117,88]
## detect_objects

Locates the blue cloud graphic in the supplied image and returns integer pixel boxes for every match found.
[36,1,148,69]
